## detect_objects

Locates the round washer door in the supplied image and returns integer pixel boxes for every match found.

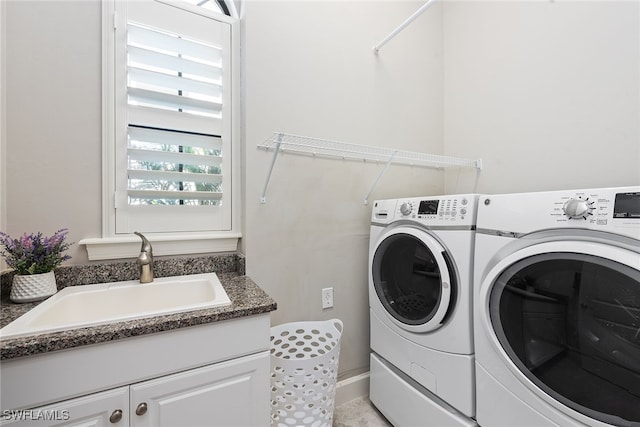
[479,240,640,426]
[371,226,456,333]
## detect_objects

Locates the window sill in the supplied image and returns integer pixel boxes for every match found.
[79,232,241,261]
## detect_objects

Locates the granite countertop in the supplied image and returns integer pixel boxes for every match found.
[0,256,277,360]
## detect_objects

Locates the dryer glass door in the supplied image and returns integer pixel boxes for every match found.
[372,228,455,332]
[489,252,640,426]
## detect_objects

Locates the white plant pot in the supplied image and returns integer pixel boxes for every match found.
[10,271,58,303]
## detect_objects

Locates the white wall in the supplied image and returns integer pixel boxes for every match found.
[242,0,445,379]
[443,1,640,194]
[4,1,102,264]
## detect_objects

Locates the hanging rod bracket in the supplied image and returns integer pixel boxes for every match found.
[373,0,438,54]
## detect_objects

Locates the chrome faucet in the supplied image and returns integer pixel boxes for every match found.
[134,232,154,284]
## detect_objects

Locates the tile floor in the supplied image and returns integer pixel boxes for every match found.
[333,396,392,427]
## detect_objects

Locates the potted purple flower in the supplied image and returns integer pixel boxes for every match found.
[0,229,72,303]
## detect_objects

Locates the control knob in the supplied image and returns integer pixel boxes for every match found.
[400,202,413,216]
[562,197,594,220]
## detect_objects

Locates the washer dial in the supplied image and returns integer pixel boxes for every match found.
[400,202,413,216]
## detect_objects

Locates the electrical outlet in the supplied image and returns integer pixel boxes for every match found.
[322,287,334,309]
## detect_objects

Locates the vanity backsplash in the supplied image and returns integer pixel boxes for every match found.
[1,253,246,301]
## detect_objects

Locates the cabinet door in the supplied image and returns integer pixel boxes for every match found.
[1,387,129,427]
[130,352,269,427]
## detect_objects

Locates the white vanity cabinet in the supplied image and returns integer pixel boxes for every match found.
[130,352,268,427]
[1,315,271,427]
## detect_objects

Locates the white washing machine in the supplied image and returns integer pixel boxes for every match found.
[474,186,640,427]
[368,194,481,426]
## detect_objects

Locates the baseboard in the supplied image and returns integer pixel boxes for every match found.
[335,372,370,406]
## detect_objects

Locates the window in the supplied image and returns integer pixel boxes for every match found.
[180,0,230,15]
[89,0,240,260]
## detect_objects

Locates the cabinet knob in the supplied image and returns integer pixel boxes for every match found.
[109,409,123,423]
[136,402,148,416]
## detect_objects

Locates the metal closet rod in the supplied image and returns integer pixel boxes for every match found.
[373,0,438,54]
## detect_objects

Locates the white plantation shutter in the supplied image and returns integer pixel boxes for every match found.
[114,0,233,234]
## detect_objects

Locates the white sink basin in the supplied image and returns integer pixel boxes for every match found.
[0,273,231,339]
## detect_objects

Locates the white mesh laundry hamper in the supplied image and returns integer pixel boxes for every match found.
[270,319,343,427]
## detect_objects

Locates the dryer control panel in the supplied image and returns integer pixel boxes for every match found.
[372,194,481,226]
[477,186,640,240]
[551,189,640,227]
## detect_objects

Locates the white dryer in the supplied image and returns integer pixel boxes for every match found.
[369,194,481,426]
[474,187,640,426]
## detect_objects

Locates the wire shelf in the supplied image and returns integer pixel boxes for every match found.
[257,132,482,204]
[258,133,482,169]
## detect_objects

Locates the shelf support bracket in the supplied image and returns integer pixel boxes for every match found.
[260,133,284,204]
[364,150,398,205]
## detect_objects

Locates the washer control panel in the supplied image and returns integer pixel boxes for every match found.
[372,194,481,226]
